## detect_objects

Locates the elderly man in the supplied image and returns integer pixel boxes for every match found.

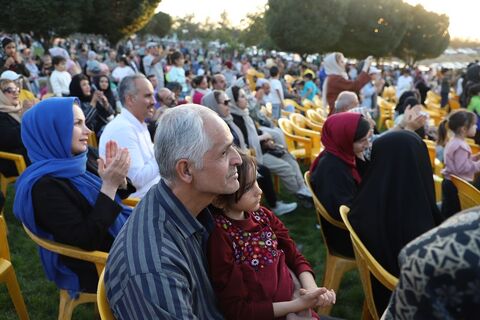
[99,74,159,198]
[212,73,227,91]
[105,104,242,319]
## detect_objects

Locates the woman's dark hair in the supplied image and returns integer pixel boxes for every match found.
[166,81,182,92]
[354,116,371,142]
[192,75,205,88]
[93,75,116,108]
[437,110,477,145]
[69,74,91,102]
[116,55,128,64]
[395,90,419,114]
[214,149,257,210]
[231,85,241,103]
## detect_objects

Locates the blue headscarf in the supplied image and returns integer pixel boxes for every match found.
[14,97,132,297]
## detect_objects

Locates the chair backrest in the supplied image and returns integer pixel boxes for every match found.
[304,171,346,230]
[97,269,115,320]
[306,109,325,126]
[290,112,322,132]
[121,197,140,207]
[450,175,480,210]
[385,119,394,130]
[339,205,399,319]
[278,118,311,152]
[87,132,98,148]
[423,139,437,169]
[23,225,108,275]
[0,151,27,176]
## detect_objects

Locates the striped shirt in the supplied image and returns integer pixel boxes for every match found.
[105,179,224,319]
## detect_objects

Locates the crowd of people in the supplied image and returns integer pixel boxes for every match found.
[2,31,480,319]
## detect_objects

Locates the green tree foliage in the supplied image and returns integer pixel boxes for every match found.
[239,11,276,49]
[336,0,409,58]
[265,0,350,55]
[138,11,172,37]
[393,4,450,64]
[81,0,161,44]
[0,1,82,39]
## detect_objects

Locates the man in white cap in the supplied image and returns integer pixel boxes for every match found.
[142,42,164,90]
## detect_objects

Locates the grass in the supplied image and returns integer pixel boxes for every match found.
[1,167,364,319]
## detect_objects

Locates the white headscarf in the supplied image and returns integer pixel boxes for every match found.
[0,88,22,123]
[322,52,349,108]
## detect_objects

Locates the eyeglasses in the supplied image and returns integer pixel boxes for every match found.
[2,87,19,94]
[220,99,231,105]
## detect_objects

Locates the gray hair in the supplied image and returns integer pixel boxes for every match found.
[118,74,146,107]
[154,104,217,183]
[334,91,358,113]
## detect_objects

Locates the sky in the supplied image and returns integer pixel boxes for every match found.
[156,0,479,40]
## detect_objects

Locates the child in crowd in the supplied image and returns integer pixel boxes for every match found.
[49,55,71,97]
[208,151,335,320]
[439,110,480,218]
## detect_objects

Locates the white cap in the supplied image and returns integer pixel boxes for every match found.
[0,70,21,80]
[369,66,381,74]
[146,42,159,49]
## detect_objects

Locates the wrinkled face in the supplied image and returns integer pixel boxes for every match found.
[216,92,231,118]
[4,42,16,57]
[159,90,175,108]
[99,77,109,90]
[127,78,155,122]
[190,116,242,196]
[1,82,20,106]
[353,129,373,154]
[230,166,262,212]
[71,104,92,155]
[236,89,248,110]
[80,79,91,96]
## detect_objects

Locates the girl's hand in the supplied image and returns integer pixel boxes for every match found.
[299,287,335,308]
[296,288,328,310]
[472,153,480,161]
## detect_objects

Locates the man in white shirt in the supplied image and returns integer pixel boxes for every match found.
[99,74,160,198]
[266,66,285,119]
[142,42,164,90]
[396,68,414,99]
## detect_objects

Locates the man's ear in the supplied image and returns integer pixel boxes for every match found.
[175,159,192,183]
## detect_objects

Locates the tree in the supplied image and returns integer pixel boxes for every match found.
[138,11,172,37]
[239,10,275,49]
[265,0,350,56]
[393,4,450,64]
[335,0,409,58]
[81,0,161,44]
[0,1,83,40]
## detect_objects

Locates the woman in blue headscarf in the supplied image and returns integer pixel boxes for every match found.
[14,97,131,295]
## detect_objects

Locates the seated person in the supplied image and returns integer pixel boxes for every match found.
[384,207,480,319]
[349,130,443,313]
[208,151,335,319]
[14,97,132,294]
[0,79,30,177]
[310,113,372,257]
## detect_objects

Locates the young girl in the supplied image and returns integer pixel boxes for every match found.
[207,151,335,320]
[167,51,188,98]
[439,110,480,218]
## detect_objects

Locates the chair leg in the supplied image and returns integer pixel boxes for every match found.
[318,253,356,315]
[5,266,29,320]
[58,290,75,320]
[361,300,374,320]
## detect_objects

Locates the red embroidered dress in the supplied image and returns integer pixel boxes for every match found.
[207,207,316,320]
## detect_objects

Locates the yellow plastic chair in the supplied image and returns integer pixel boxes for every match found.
[97,269,115,320]
[313,95,323,108]
[278,118,312,163]
[376,97,395,130]
[23,225,108,320]
[87,132,98,149]
[0,215,29,320]
[381,86,396,103]
[450,175,480,211]
[306,109,325,127]
[465,138,480,155]
[290,112,322,132]
[121,197,140,207]
[339,206,398,320]
[425,91,441,105]
[304,171,356,315]
[384,119,394,130]
[423,139,444,176]
[433,174,443,202]
[289,114,321,163]
[283,99,307,113]
[0,151,27,198]
[246,69,264,92]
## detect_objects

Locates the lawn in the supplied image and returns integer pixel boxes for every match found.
[1,172,364,320]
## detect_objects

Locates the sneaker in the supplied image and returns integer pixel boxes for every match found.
[296,185,313,198]
[272,201,298,216]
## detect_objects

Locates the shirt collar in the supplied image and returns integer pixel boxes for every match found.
[157,179,213,239]
[121,107,147,130]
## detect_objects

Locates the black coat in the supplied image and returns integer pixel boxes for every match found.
[32,176,122,292]
[0,112,30,177]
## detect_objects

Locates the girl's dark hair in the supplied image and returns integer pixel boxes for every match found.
[52,55,66,66]
[214,150,257,210]
[231,85,240,103]
[354,116,371,142]
[192,75,205,88]
[170,51,183,65]
[437,110,477,145]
